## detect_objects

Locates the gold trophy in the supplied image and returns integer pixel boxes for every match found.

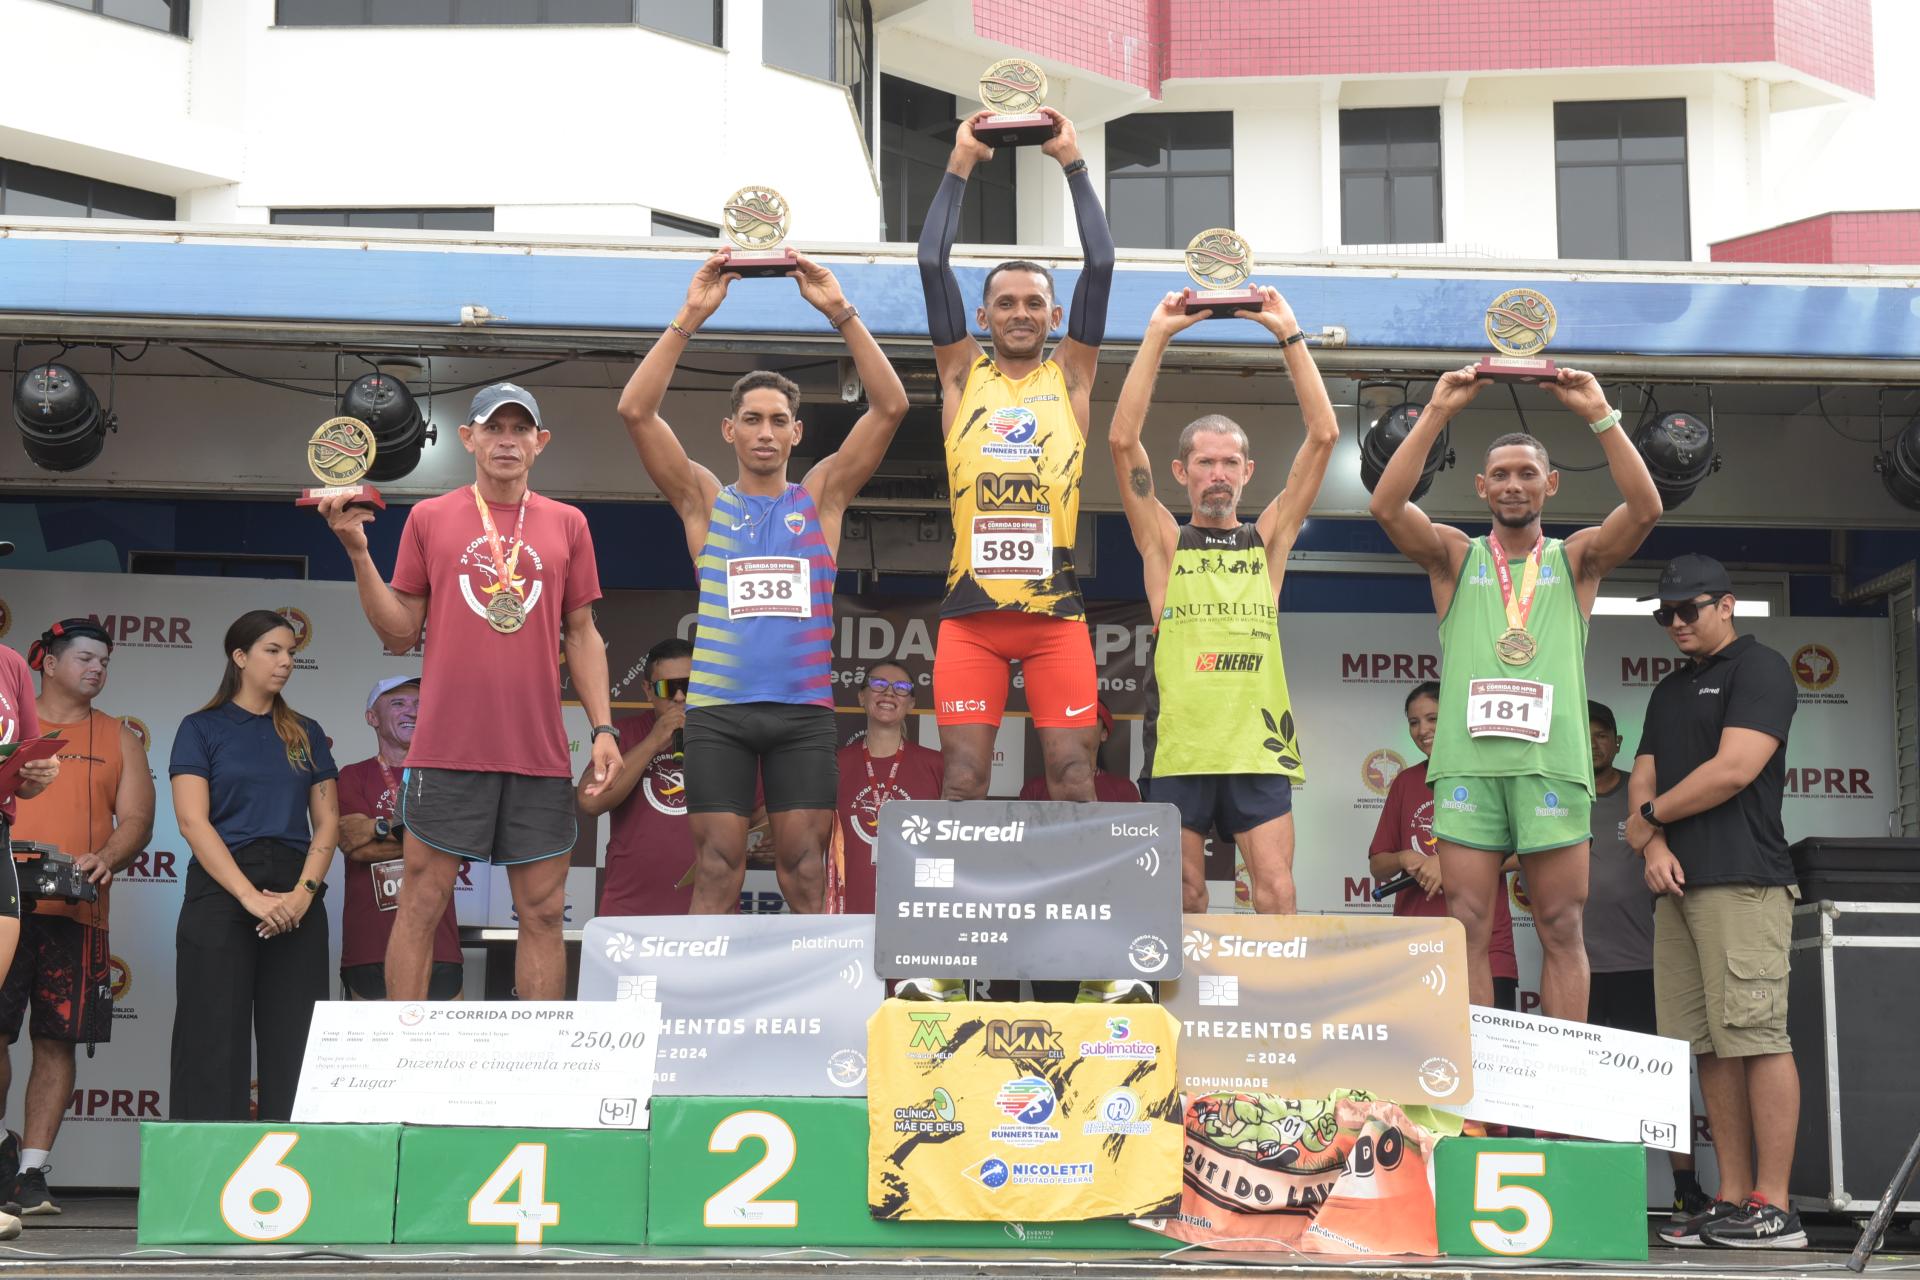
[973,57,1056,148]
[721,185,799,278]
[295,416,385,509]
[1475,288,1561,383]
[1181,228,1264,317]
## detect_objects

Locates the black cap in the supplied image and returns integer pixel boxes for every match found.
[1638,553,1734,602]
[1588,699,1617,734]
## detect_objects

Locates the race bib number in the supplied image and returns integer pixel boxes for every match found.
[1466,678,1552,743]
[372,858,405,912]
[970,516,1051,580]
[726,556,809,619]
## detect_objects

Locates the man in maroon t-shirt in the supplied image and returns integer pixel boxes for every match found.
[833,659,943,914]
[582,639,697,916]
[335,677,463,999]
[1018,702,1138,803]
[1368,681,1519,1009]
[318,383,623,1001]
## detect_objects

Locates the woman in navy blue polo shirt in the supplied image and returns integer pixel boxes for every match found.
[169,609,339,1122]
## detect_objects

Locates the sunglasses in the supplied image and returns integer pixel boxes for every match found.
[1652,594,1727,628]
[650,677,689,698]
[867,678,914,694]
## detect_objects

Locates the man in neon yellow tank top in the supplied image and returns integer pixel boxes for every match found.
[1110,289,1339,917]
[1370,366,1662,1019]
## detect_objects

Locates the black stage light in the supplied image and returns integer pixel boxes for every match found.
[1877,411,1920,512]
[12,364,115,473]
[340,373,431,482]
[1359,403,1452,502]
[1633,410,1719,509]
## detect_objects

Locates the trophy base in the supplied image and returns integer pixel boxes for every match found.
[297,484,386,510]
[724,249,799,278]
[974,113,1056,148]
[1184,288,1264,317]
[1475,356,1560,384]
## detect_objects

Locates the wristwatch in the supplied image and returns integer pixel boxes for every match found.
[592,724,620,742]
[1639,800,1663,828]
[374,817,401,842]
[299,878,323,896]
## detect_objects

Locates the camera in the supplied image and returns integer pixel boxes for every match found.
[12,842,99,906]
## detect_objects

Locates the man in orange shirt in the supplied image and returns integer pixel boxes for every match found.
[1,620,153,1215]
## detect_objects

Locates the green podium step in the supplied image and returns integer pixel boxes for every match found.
[1434,1137,1648,1260]
[137,1122,400,1245]
[394,1127,649,1244]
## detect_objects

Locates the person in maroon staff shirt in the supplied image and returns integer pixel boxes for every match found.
[832,659,943,913]
[1019,700,1137,802]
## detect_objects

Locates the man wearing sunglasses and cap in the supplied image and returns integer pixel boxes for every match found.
[1626,554,1805,1249]
[831,660,943,914]
[581,638,702,916]
[318,382,623,1002]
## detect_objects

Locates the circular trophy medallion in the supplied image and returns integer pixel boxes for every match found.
[1485,288,1557,358]
[722,186,791,252]
[306,415,377,486]
[1184,228,1254,292]
[485,590,527,634]
[979,58,1047,115]
[1495,626,1538,667]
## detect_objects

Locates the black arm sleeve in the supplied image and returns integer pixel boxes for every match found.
[916,171,970,347]
[1065,165,1115,348]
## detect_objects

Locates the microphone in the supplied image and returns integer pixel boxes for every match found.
[671,729,684,760]
[1371,871,1417,901]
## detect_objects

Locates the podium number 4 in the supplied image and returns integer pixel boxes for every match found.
[469,1142,561,1244]
[704,1111,798,1228]
[219,1133,313,1242]
[1470,1151,1553,1255]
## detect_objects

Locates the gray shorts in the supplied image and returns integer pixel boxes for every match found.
[400,768,577,866]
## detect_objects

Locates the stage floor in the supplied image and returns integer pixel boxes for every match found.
[4,1197,1912,1277]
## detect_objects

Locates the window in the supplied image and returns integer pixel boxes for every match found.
[879,74,1015,244]
[275,0,717,34]
[45,0,187,34]
[652,212,718,239]
[1105,112,1232,250]
[1340,107,1441,245]
[271,208,495,231]
[1555,99,1689,261]
[763,0,872,138]
[0,159,175,220]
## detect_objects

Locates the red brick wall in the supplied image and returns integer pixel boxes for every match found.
[1712,212,1920,265]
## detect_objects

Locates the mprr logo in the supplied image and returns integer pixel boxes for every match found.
[1361,748,1406,798]
[87,612,192,649]
[1341,653,1439,684]
[976,473,1048,512]
[1792,643,1840,692]
[1620,655,1686,687]
[1787,766,1873,798]
[109,954,132,1001]
[121,850,179,883]
[67,1087,161,1121]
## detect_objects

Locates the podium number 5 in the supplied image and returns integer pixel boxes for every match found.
[1470,1151,1553,1255]
[705,1111,798,1228]
[219,1133,313,1242]
[469,1143,561,1244]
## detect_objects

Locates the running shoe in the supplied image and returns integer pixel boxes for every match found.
[1670,1183,1713,1225]
[1700,1198,1806,1249]
[894,978,967,1002]
[1658,1198,1739,1246]
[10,1167,56,1216]
[1075,980,1155,1004]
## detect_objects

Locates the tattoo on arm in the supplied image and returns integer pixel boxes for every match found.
[1128,466,1152,498]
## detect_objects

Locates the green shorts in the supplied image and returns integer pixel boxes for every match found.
[1428,774,1592,855]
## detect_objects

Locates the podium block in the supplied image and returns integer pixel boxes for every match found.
[137,1122,400,1244]
[648,1096,1155,1249]
[394,1127,649,1244]
[1434,1137,1647,1260]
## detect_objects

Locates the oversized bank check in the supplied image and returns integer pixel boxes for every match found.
[1436,1007,1688,1151]
[292,999,662,1129]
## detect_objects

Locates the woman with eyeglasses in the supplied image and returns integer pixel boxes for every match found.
[168,609,338,1121]
[831,661,944,913]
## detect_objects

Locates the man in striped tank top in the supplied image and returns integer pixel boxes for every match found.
[1369,366,1662,1019]
[618,252,907,914]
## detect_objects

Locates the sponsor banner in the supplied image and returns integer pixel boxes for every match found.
[576,914,881,1096]
[866,1001,1183,1221]
[871,801,1181,980]
[1162,913,1473,1105]
[1141,1091,1440,1255]
[291,999,661,1128]
[1436,1008,1689,1150]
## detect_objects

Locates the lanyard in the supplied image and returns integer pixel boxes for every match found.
[375,758,400,814]
[471,484,530,600]
[1488,535,1544,632]
[862,746,903,810]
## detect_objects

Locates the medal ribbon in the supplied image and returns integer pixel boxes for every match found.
[375,759,400,815]
[471,485,530,601]
[861,747,903,831]
[1488,535,1543,634]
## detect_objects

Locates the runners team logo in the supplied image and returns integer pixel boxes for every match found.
[982,407,1042,460]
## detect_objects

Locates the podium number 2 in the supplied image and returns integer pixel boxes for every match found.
[705,1111,798,1228]
[469,1143,561,1244]
[219,1133,313,1242]
[1470,1151,1553,1254]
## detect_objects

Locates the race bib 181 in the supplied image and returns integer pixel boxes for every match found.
[1466,678,1552,742]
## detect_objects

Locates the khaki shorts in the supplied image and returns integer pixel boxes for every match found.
[1653,883,1796,1058]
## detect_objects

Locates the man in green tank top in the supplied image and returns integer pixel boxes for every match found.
[1110,288,1340,915]
[1369,366,1661,1019]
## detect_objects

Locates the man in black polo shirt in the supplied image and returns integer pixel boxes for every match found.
[1626,554,1803,1250]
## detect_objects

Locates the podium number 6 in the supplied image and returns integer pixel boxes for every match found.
[469,1143,562,1244]
[705,1111,798,1228]
[219,1132,313,1242]
[1470,1151,1553,1254]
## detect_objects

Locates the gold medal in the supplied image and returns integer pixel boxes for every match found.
[1496,626,1536,667]
[485,590,526,634]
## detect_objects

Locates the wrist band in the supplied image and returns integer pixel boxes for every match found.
[1062,159,1088,178]
[1588,408,1622,435]
[668,320,695,340]
[828,304,859,330]
[1279,329,1308,348]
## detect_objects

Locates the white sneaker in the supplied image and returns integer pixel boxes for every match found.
[0,1209,21,1241]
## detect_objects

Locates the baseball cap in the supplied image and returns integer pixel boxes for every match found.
[1588,700,1617,734]
[468,382,543,429]
[1636,553,1734,602]
[367,675,421,712]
